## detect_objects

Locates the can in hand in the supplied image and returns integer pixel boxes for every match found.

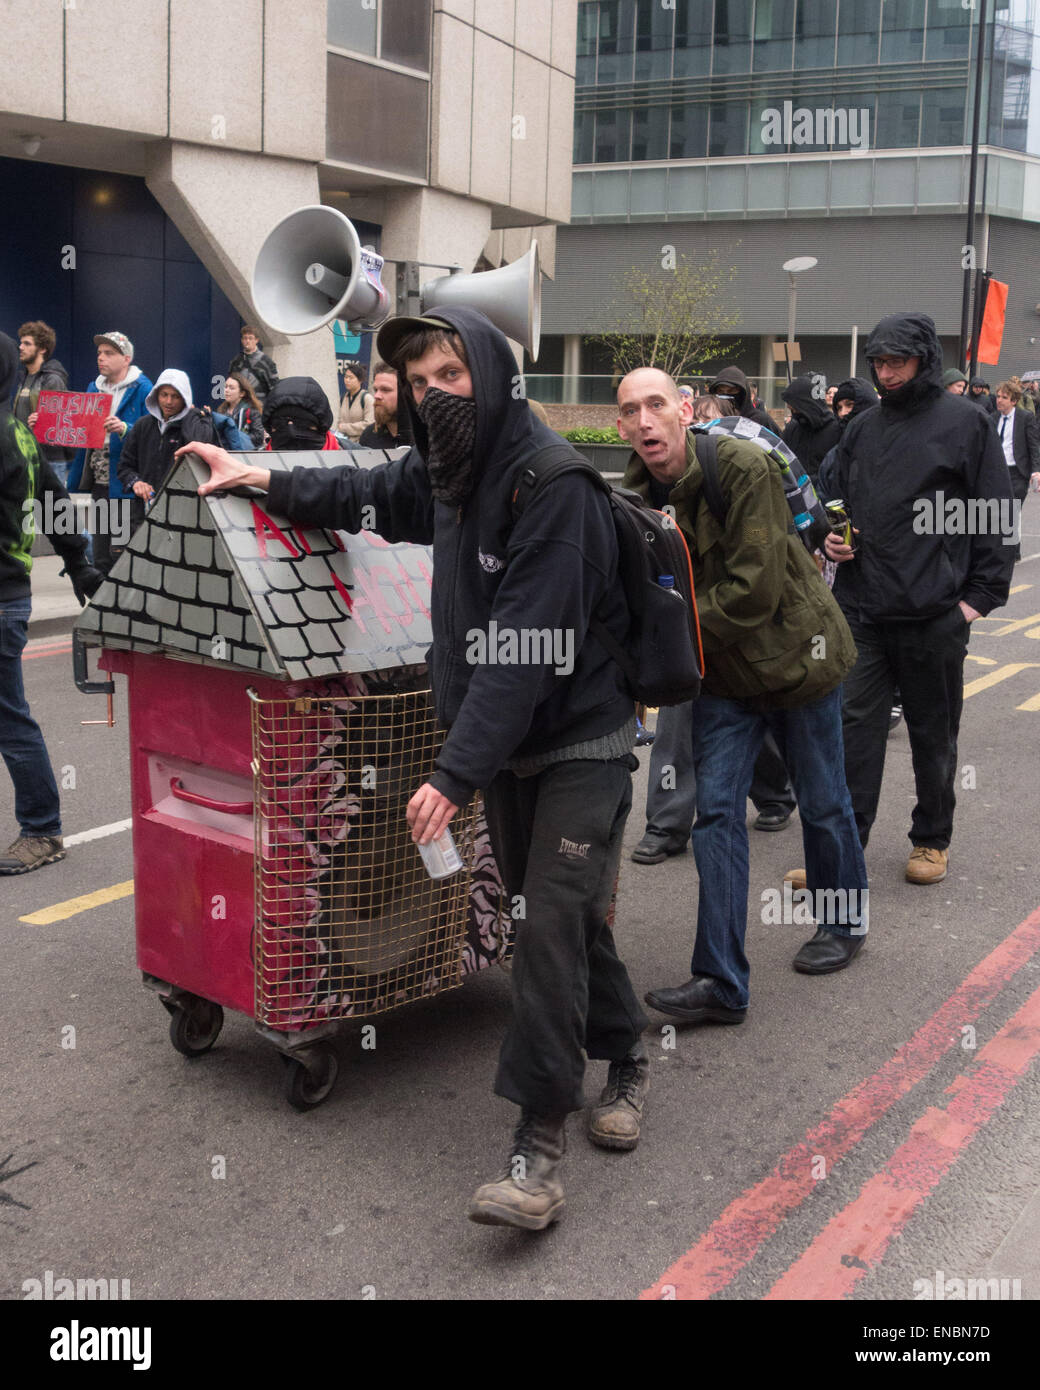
[825,499,855,551]
[417,828,463,879]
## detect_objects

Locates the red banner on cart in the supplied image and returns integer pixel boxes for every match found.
[32,390,113,450]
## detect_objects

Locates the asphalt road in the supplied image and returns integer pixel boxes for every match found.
[3,523,1040,1314]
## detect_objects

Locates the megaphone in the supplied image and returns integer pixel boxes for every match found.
[252,205,389,335]
[421,244,541,361]
[251,205,541,359]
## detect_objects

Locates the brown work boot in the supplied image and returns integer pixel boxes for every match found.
[784,867,807,891]
[906,846,948,884]
[0,835,65,875]
[587,1039,650,1151]
[467,1110,566,1230]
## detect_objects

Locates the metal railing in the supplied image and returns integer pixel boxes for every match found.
[524,374,791,408]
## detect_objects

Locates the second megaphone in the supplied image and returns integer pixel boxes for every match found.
[252,205,389,335]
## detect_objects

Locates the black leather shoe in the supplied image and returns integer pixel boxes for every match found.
[792,928,865,975]
[753,807,793,831]
[630,834,688,865]
[643,976,747,1024]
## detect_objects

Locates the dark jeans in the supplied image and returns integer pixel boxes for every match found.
[688,688,867,1009]
[643,702,794,847]
[484,755,648,1115]
[0,600,62,838]
[842,607,970,850]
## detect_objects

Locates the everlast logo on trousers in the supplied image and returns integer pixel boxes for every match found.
[558,838,591,858]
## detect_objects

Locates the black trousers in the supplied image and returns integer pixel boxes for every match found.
[842,607,970,851]
[484,755,648,1116]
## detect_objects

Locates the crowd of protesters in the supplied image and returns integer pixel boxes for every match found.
[3,297,1040,1235]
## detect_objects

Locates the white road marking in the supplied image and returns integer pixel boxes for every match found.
[63,818,132,847]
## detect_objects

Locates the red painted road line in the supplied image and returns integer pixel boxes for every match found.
[764,981,1040,1300]
[641,905,1040,1300]
[24,643,72,660]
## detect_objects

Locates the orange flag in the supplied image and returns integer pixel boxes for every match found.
[976,278,1008,367]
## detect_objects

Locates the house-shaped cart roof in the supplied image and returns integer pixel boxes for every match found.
[74,449,433,680]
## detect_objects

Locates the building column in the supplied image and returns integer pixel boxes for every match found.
[145,142,339,407]
[563,333,582,404]
[758,334,779,409]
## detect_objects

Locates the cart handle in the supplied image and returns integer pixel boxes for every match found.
[169,778,252,815]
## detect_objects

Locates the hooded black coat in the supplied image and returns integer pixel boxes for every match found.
[781,375,842,484]
[817,378,877,498]
[265,307,632,809]
[706,366,776,431]
[825,312,1013,623]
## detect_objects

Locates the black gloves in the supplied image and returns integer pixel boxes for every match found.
[63,564,105,606]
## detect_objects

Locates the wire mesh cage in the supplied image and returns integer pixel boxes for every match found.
[251,687,492,1028]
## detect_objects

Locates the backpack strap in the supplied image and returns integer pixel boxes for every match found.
[693,431,727,527]
[510,442,610,520]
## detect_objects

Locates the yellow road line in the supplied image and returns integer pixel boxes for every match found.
[1016,690,1040,712]
[965,653,997,666]
[1009,583,1032,594]
[962,663,1040,700]
[975,611,1040,636]
[19,880,135,925]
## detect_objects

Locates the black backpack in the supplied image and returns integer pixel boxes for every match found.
[510,444,704,706]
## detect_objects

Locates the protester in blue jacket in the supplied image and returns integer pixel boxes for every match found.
[66,332,153,573]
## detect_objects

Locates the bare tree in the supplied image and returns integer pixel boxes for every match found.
[588,249,742,379]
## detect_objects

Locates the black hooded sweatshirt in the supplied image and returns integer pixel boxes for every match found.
[832,377,878,426]
[825,312,1013,623]
[265,307,632,809]
[0,333,91,603]
[706,366,776,431]
[781,374,842,484]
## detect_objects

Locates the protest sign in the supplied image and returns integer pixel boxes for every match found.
[32,391,113,450]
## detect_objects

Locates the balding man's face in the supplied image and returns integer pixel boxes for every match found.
[616,369,693,485]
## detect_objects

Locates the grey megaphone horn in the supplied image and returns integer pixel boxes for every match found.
[251,205,389,335]
[420,243,541,361]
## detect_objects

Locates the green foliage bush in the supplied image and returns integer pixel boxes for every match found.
[560,426,624,444]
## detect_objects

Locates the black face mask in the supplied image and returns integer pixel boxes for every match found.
[267,412,325,451]
[416,386,477,506]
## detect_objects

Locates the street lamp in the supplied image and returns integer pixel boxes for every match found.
[781,255,817,384]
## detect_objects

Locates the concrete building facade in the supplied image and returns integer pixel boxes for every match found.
[0,0,576,406]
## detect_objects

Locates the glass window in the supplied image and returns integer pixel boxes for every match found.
[669,103,709,158]
[379,0,431,70]
[574,109,595,163]
[880,0,925,63]
[667,165,707,214]
[577,1,598,56]
[836,0,880,65]
[794,0,837,69]
[328,0,377,55]
[595,108,633,161]
[597,0,636,82]
[873,158,917,205]
[917,155,964,203]
[326,54,428,178]
[747,162,788,209]
[709,101,750,155]
[753,0,796,71]
[634,0,674,80]
[673,0,713,75]
[712,0,753,74]
[592,169,631,216]
[920,87,966,145]
[825,95,875,151]
[632,104,670,159]
[874,91,922,148]
[576,53,596,84]
[788,161,828,209]
[924,0,971,61]
[630,166,669,212]
[707,165,747,211]
[830,158,874,207]
[749,95,789,153]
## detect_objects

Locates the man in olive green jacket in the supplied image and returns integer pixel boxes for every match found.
[617,368,868,1016]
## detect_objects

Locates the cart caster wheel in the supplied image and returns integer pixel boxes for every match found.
[284,1045,339,1111]
[168,1000,224,1057]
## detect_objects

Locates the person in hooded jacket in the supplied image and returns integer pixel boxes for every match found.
[818,378,878,499]
[821,312,1013,886]
[705,365,776,431]
[117,369,251,536]
[261,376,343,452]
[181,307,648,1234]
[0,331,103,875]
[781,374,842,485]
[969,377,997,415]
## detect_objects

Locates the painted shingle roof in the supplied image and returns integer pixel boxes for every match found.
[74,449,433,680]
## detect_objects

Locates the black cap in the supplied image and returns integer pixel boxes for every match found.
[375,314,455,369]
